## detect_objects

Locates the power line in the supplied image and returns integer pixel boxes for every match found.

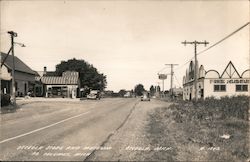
[157,66,171,74]
[197,22,249,56]
[175,22,249,72]
[175,59,191,71]
[174,74,181,87]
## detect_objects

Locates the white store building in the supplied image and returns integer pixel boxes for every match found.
[183,61,250,100]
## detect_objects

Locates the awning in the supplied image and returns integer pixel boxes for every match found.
[41,76,78,85]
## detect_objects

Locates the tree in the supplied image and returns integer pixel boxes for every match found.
[134,84,145,96]
[55,58,107,91]
[118,89,126,97]
[150,85,155,95]
[156,85,161,92]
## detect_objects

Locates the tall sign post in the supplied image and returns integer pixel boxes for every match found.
[158,73,167,98]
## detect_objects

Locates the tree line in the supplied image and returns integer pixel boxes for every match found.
[55,58,161,97]
[55,58,107,92]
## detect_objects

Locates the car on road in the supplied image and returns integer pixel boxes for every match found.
[141,92,150,101]
[124,92,131,98]
[87,90,101,100]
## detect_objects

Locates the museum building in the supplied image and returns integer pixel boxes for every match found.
[183,61,250,100]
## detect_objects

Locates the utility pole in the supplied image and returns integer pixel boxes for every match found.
[182,40,209,101]
[165,64,178,98]
[7,31,18,107]
[162,79,164,97]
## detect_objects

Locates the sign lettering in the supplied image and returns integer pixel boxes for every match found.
[210,79,250,84]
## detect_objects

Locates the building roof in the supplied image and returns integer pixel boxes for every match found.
[40,76,78,85]
[1,52,36,75]
[220,61,241,78]
[36,71,79,85]
[183,61,249,85]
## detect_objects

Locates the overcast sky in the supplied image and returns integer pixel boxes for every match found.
[1,0,249,92]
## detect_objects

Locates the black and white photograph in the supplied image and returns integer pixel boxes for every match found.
[0,0,249,161]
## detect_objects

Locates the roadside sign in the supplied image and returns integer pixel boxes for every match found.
[158,74,167,80]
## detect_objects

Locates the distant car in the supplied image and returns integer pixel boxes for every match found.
[124,92,131,98]
[87,90,101,100]
[141,92,150,101]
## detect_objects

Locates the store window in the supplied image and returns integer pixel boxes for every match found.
[214,85,226,92]
[236,85,248,92]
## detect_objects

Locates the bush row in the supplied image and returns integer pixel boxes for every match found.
[170,95,249,121]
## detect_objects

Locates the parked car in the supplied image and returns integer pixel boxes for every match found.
[124,92,131,98]
[87,90,101,100]
[141,92,150,101]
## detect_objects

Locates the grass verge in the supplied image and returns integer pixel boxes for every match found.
[146,95,249,161]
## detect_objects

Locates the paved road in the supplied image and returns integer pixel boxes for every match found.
[0,98,166,161]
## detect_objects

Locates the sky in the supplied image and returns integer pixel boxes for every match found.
[0,0,249,92]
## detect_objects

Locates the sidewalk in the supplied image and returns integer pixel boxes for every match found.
[1,97,81,114]
[16,97,81,102]
[16,97,82,107]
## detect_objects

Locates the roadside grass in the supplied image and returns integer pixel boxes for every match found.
[146,95,249,161]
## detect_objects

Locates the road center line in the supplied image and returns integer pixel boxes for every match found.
[0,110,91,144]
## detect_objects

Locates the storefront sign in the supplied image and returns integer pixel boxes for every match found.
[210,79,250,84]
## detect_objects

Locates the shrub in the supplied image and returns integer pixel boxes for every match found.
[1,93,11,106]
[171,95,249,121]
[203,95,249,120]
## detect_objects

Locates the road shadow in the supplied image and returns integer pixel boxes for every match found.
[0,104,18,114]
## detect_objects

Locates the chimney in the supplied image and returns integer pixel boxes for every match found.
[43,66,47,75]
